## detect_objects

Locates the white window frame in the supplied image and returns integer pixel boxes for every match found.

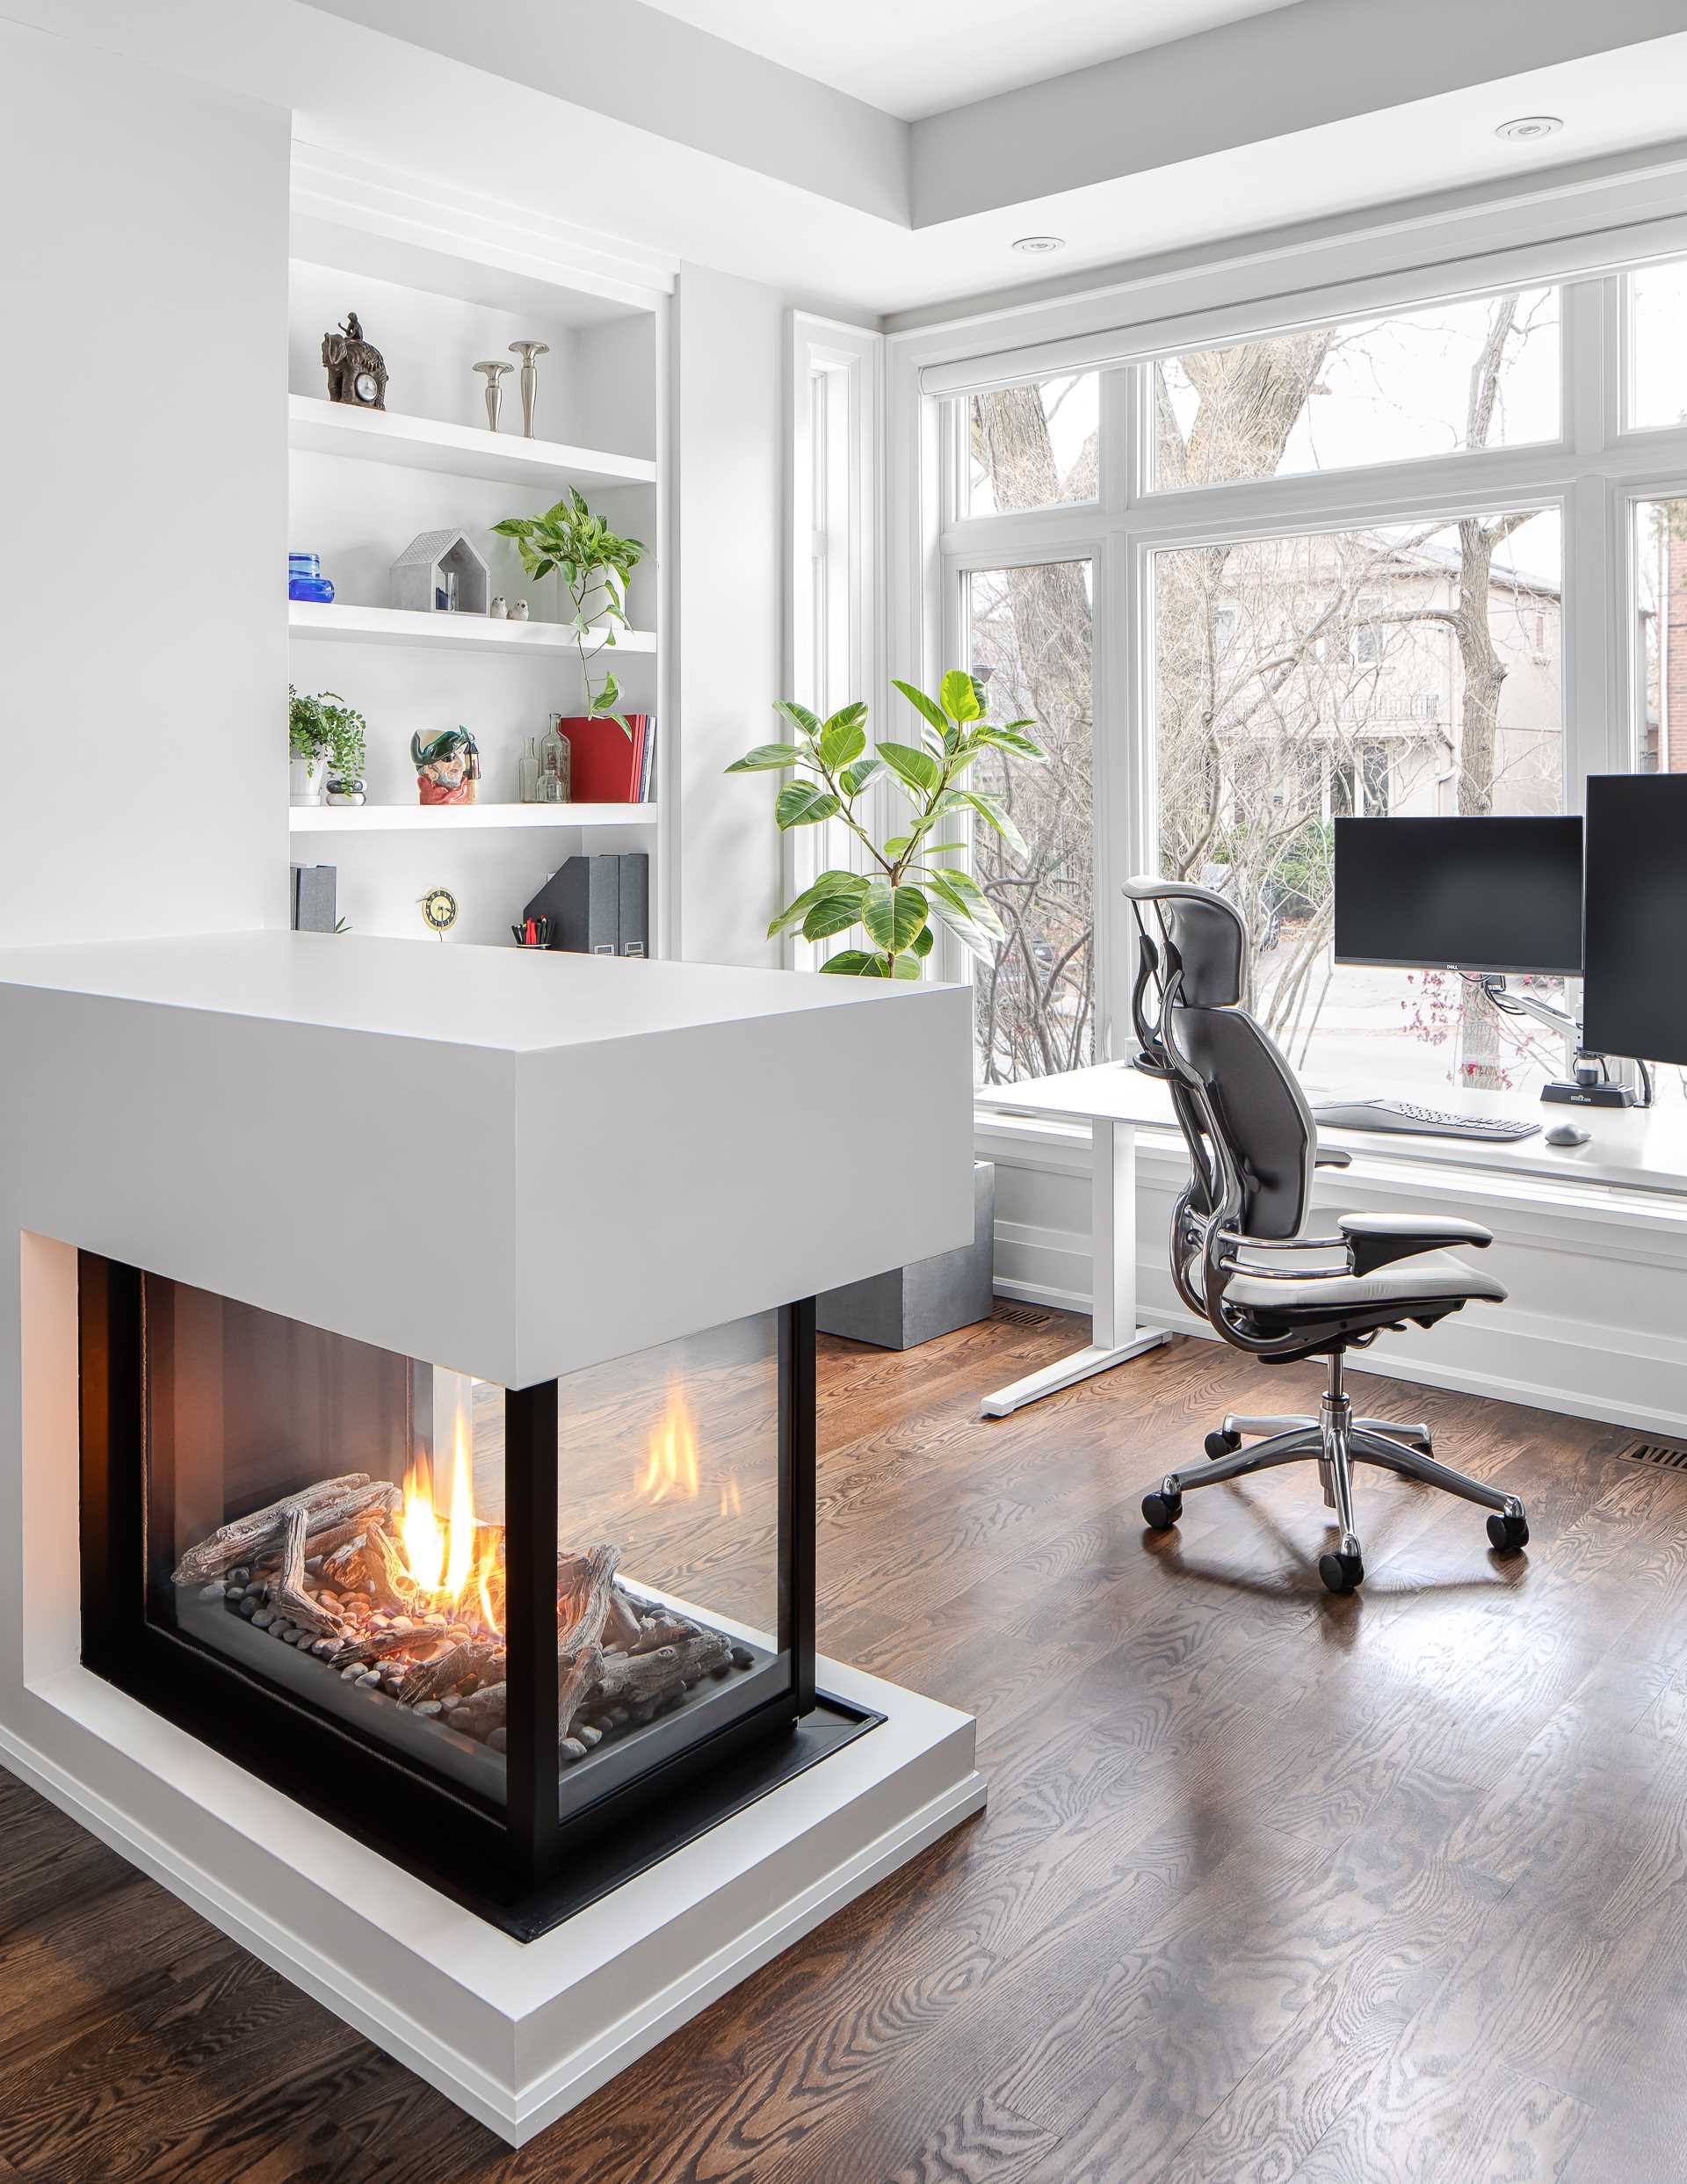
[786,311,882,967]
[889,243,1687,1080]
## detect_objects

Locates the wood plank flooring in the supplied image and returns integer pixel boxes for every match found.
[5,1308,1687,2180]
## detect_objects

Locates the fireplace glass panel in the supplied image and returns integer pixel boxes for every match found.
[546,1310,783,1811]
[140,1276,789,1825]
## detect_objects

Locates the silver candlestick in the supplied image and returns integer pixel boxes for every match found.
[473,359,512,432]
[509,339,550,438]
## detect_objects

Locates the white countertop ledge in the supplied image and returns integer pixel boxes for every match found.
[0,931,936,1051]
[0,932,975,1386]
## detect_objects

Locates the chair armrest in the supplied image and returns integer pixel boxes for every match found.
[1336,1211,1494,1276]
[1314,1145,1352,1170]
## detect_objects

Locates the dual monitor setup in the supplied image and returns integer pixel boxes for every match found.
[1319,774,1687,1143]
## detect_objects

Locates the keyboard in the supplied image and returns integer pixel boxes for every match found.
[1311,1098,1541,1142]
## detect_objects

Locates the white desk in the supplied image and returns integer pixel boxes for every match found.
[975,1063,1687,1417]
[974,1069,1175,1414]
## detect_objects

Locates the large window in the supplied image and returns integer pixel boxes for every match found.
[965,561,1095,1082]
[1153,510,1564,1092]
[930,262,1687,1097]
[1151,288,1559,490]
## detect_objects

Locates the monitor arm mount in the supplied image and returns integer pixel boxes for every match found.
[1471,974,1653,1109]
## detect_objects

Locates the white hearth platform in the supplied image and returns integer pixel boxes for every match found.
[5,1646,981,2147]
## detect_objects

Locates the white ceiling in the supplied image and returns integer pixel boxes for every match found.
[641,0,1304,119]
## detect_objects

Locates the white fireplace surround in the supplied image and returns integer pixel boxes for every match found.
[0,937,986,2145]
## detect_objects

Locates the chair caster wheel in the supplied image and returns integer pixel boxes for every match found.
[1142,1491,1183,1531]
[1205,1430,1241,1459]
[1487,1513,1530,1553]
[1319,1549,1364,1595]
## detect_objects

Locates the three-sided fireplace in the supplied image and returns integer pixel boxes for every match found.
[78,1256,874,1939]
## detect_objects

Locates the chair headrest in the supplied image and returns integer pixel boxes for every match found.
[1123,877,1247,1006]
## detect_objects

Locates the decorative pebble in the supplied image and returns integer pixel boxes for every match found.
[560,1737,588,1764]
[357,1668,381,1687]
[371,1611,392,1627]
[311,1637,337,1657]
[709,1661,731,1680]
[340,1664,365,1681]
[387,1616,414,1635]
[576,1723,603,1748]
[199,1580,226,1600]
[415,1700,443,1719]
[440,1694,460,1711]
[228,1567,250,1585]
[251,1607,274,1629]
[730,1645,755,1671]
[445,1624,473,1643]
[423,1612,446,1628]
[485,1727,507,1754]
[316,1591,341,1612]
[294,1631,317,1649]
[236,1596,258,1620]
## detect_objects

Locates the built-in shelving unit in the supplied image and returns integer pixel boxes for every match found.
[286,216,668,951]
[289,600,657,655]
[288,394,656,493]
[289,802,655,833]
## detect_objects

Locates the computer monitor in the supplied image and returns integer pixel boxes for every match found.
[1332,816,1584,976]
[1582,773,1687,1066]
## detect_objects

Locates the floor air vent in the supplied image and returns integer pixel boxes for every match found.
[1621,1442,1687,1470]
[995,1302,1053,1328]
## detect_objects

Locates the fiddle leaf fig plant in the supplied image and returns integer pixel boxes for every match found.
[491,489,646,737]
[727,671,1046,976]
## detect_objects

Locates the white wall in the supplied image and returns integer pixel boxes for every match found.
[0,25,289,943]
[670,265,789,968]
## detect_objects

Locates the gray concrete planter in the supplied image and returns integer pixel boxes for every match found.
[817,1161,995,1350]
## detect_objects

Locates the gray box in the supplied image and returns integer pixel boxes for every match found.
[817,1161,995,1349]
[291,863,337,933]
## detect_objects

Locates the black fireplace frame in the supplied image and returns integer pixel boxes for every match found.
[78,1253,874,1941]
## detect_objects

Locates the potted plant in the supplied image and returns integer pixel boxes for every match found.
[491,490,646,736]
[727,671,1046,1346]
[289,687,366,807]
[728,669,1042,973]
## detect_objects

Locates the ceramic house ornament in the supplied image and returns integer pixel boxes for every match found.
[391,529,491,616]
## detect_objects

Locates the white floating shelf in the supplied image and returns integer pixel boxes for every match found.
[289,803,656,833]
[289,601,657,655]
[288,395,657,492]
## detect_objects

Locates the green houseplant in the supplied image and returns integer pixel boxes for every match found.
[289,686,367,809]
[491,489,646,737]
[727,671,1045,974]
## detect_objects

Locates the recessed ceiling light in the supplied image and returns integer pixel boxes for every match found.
[1012,235,1065,255]
[1495,115,1563,142]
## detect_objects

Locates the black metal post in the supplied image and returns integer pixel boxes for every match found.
[78,1252,143,1671]
[779,1300,817,1715]
[503,1377,561,1884]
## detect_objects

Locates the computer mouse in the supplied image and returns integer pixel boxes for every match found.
[1546,1122,1591,1148]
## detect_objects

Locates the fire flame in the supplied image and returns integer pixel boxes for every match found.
[398,1389,503,1632]
[636,1389,700,1504]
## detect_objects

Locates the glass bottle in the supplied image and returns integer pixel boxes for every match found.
[518,736,540,805]
[539,713,570,805]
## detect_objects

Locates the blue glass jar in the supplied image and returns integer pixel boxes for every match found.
[288,551,336,605]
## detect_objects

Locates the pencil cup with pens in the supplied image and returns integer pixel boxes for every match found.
[511,917,551,949]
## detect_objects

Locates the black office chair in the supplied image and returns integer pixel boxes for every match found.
[1125,877,1527,1595]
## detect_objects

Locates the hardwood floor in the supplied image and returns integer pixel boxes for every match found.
[5,1307,1687,2180]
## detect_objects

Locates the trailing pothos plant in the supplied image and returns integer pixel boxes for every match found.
[727,670,1045,976]
[491,489,646,737]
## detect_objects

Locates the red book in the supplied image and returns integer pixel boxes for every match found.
[559,715,648,804]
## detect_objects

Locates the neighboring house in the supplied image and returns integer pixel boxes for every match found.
[1213,532,1562,823]
[1653,526,1687,773]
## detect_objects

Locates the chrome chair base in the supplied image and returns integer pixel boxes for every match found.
[1142,1355,1528,1593]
